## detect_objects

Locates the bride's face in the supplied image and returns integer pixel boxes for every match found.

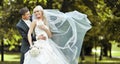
[34,10,43,18]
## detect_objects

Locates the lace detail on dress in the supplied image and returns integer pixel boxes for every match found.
[35,20,48,40]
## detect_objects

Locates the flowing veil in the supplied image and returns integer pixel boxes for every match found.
[33,9,92,64]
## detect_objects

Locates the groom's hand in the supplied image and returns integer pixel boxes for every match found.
[38,34,46,40]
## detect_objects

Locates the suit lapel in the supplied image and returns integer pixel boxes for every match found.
[20,19,29,32]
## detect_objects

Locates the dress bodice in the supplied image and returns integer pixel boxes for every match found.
[35,20,48,40]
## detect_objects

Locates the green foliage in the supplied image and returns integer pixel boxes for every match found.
[0,0,120,51]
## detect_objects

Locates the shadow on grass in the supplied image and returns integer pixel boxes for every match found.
[0,61,19,64]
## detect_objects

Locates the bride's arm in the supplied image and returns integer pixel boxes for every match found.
[40,25,52,38]
[45,26,52,38]
[28,21,36,47]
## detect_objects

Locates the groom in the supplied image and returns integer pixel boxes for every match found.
[16,7,46,64]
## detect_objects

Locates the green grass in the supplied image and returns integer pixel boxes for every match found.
[0,52,20,61]
[0,43,120,64]
[0,52,20,64]
[80,43,120,64]
[0,61,19,64]
[92,43,120,57]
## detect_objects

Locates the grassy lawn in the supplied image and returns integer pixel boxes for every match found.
[0,52,20,64]
[92,43,120,57]
[0,61,19,64]
[81,43,120,64]
[0,43,120,64]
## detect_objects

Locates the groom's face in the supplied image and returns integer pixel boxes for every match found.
[23,11,31,20]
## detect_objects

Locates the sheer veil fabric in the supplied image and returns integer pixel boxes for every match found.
[33,9,92,64]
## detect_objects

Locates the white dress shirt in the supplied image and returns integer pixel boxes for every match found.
[23,19,37,40]
[23,19,31,28]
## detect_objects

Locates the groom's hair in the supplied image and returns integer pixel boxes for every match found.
[19,7,29,16]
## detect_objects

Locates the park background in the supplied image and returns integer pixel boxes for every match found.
[0,0,120,64]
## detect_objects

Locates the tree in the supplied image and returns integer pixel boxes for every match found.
[0,0,120,56]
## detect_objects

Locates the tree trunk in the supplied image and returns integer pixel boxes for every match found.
[99,45,103,60]
[80,48,85,60]
[60,0,70,12]
[82,0,98,15]
[0,0,3,6]
[1,38,4,62]
[47,0,53,9]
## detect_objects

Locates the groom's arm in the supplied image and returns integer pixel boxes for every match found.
[31,33,36,41]
[16,26,36,41]
[16,26,28,40]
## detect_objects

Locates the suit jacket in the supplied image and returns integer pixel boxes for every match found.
[16,19,36,53]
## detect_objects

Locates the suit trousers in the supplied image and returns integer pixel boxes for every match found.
[20,52,25,64]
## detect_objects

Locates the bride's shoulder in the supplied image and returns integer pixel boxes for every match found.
[32,19,38,23]
[30,19,37,26]
[32,19,37,22]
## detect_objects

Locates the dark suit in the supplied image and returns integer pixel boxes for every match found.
[16,19,36,64]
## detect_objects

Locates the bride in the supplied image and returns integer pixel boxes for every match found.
[23,5,69,64]
[24,5,91,64]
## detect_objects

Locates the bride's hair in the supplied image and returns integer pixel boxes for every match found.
[33,5,48,26]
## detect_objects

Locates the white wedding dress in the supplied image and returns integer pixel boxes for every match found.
[23,20,69,64]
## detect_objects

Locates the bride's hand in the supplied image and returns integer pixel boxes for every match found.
[38,34,46,40]
[30,45,34,49]
[39,25,48,31]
